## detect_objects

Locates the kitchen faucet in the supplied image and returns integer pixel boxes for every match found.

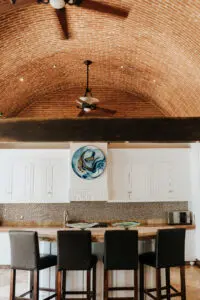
[63,210,69,228]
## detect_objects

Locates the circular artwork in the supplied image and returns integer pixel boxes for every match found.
[71,146,106,180]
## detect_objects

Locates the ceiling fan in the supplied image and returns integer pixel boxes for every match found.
[10,0,129,39]
[76,60,116,117]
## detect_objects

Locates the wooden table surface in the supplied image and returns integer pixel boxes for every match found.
[0,224,195,242]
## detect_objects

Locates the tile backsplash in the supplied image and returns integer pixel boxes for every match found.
[0,202,188,226]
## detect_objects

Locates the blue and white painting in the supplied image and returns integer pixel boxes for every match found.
[71,145,106,180]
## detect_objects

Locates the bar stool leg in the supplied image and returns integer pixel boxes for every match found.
[134,270,138,300]
[93,264,96,300]
[165,267,170,300]
[87,270,91,300]
[10,269,16,300]
[139,264,144,300]
[104,270,108,300]
[33,270,39,300]
[30,270,34,299]
[56,270,62,300]
[156,268,162,300]
[62,270,66,300]
[180,266,186,300]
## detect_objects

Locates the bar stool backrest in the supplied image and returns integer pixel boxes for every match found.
[156,228,186,268]
[57,230,92,270]
[9,230,39,270]
[104,230,138,270]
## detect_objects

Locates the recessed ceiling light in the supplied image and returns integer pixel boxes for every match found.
[19,77,24,82]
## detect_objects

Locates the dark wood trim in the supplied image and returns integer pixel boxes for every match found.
[1,117,200,142]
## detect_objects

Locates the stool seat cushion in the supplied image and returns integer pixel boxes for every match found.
[38,254,57,270]
[139,252,156,267]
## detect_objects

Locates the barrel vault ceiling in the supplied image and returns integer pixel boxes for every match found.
[1,0,200,119]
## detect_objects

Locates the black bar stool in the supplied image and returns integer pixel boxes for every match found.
[56,230,97,300]
[103,230,138,300]
[139,228,186,300]
[9,230,57,300]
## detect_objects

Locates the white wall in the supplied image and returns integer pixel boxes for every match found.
[189,144,200,259]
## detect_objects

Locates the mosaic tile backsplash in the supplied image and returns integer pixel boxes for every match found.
[0,202,188,226]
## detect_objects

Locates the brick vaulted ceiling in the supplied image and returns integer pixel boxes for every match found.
[1,0,200,119]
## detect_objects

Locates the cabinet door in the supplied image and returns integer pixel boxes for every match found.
[131,163,150,202]
[109,151,130,201]
[185,230,196,262]
[11,159,34,203]
[33,157,69,203]
[151,161,174,201]
[47,158,69,203]
[151,150,190,202]
[0,160,13,203]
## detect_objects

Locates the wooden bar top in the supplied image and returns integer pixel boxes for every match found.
[0,224,195,242]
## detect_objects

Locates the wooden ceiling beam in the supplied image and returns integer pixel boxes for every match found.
[0,117,200,142]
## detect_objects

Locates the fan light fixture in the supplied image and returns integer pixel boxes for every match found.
[49,0,65,9]
[76,60,99,112]
[76,60,116,117]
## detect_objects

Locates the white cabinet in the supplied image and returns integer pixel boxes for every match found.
[11,159,34,203]
[185,230,196,262]
[0,233,10,265]
[109,149,190,202]
[150,149,190,201]
[0,160,13,202]
[131,163,150,202]
[0,149,70,203]
[109,150,130,201]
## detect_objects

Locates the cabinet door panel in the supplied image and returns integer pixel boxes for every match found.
[33,157,69,203]
[12,160,33,203]
[151,161,173,201]
[109,151,130,201]
[131,163,150,202]
[47,158,69,203]
[0,159,13,203]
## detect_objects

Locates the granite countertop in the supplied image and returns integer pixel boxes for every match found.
[0,224,195,242]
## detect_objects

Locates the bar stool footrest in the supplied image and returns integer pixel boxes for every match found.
[108,297,135,300]
[62,298,92,300]
[144,285,182,300]
[64,291,95,295]
[40,287,56,292]
[109,287,135,291]
[19,290,32,297]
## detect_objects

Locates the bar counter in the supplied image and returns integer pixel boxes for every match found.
[0,224,195,242]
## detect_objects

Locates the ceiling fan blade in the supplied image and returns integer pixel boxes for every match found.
[96,107,116,115]
[55,7,68,39]
[79,0,129,18]
[78,110,85,117]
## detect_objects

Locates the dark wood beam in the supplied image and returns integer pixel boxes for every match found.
[0,117,200,142]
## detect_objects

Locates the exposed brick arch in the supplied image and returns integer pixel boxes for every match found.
[1,0,200,118]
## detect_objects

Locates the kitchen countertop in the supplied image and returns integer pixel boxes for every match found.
[0,224,195,242]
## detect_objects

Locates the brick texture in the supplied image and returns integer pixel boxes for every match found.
[1,1,200,118]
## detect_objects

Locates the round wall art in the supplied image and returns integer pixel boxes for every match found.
[71,145,106,180]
